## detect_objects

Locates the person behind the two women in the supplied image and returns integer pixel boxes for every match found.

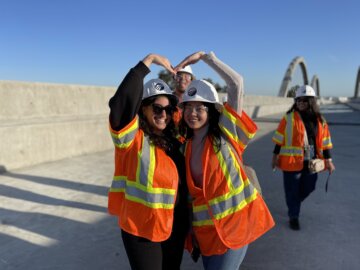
[107,54,189,270]
[173,65,194,103]
[176,51,275,270]
[271,85,335,230]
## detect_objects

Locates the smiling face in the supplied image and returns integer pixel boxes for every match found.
[183,101,209,130]
[142,95,173,135]
[175,72,192,93]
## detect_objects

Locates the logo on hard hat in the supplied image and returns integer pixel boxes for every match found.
[187,87,197,96]
[154,83,165,91]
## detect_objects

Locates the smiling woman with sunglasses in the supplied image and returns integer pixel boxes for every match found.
[107,54,189,270]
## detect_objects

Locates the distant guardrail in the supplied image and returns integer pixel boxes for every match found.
[0,80,296,171]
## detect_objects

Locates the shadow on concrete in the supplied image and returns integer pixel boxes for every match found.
[0,183,106,213]
[4,171,108,196]
[0,165,7,174]
[0,172,125,269]
[0,210,127,270]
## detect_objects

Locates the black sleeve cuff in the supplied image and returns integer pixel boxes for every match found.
[133,61,151,78]
[323,149,332,159]
[273,144,281,154]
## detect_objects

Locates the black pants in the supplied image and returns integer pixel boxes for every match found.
[283,168,318,218]
[121,228,187,270]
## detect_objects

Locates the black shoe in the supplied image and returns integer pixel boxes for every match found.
[289,218,300,230]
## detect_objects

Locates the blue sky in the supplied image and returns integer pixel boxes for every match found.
[1,0,359,97]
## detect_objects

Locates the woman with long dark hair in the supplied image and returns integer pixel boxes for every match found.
[271,85,335,230]
[177,51,274,270]
[108,54,189,270]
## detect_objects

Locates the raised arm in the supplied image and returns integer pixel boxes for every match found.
[109,62,149,131]
[175,51,244,114]
[109,54,175,131]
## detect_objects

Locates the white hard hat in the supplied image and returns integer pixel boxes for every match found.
[177,65,193,76]
[142,79,177,102]
[295,85,316,98]
[179,80,223,111]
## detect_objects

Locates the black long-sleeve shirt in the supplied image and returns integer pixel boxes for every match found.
[109,61,150,131]
[108,61,189,235]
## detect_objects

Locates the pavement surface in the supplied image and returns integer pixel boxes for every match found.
[1,103,360,270]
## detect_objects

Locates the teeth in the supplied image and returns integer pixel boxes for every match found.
[155,119,166,123]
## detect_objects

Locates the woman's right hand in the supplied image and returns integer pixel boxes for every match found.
[142,54,175,75]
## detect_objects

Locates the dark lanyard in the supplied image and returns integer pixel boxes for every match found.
[325,173,331,193]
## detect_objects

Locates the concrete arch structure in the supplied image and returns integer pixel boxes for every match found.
[310,75,320,97]
[354,67,360,98]
[278,56,309,97]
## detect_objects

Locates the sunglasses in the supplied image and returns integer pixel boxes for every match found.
[151,104,175,115]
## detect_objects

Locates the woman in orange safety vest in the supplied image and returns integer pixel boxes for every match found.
[176,51,275,270]
[271,85,335,230]
[108,54,189,270]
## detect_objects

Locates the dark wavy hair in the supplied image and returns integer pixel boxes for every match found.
[179,102,222,152]
[287,97,324,123]
[138,95,178,152]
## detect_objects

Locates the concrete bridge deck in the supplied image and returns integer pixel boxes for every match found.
[1,103,360,270]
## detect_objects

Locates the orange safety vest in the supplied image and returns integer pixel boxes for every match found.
[186,104,275,256]
[272,111,333,171]
[108,117,179,242]
[173,107,182,126]
[173,106,186,143]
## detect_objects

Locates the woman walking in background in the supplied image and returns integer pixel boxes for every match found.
[177,51,274,270]
[107,53,189,270]
[271,85,335,230]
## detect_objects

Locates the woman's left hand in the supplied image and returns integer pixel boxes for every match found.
[174,51,206,72]
[325,159,335,174]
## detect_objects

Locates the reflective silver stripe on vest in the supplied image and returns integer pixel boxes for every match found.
[322,138,332,147]
[279,147,303,156]
[110,119,138,148]
[110,177,175,205]
[220,114,251,146]
[285,113,293,146]
[139,136,153,187]
[218,137,242,189]
[209,182,255,216]
[193,207,212,222]
[111,128,137,148]
[126,185,174,204]
[205,137,256,217]
[273,132,284,143]
[110,177,126,189]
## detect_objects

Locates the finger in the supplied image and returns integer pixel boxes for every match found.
[166,65,176,75]
[168,68,176,75]
[174,61,187,70]
[173,65,181,72]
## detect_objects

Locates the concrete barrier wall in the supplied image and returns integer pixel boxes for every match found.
[0,80,294,171]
